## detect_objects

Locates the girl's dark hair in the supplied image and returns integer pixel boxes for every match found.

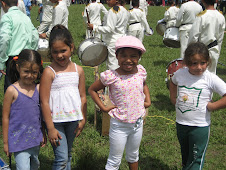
[203,0,215,5]
[48,24,75,58]
[9,49,44,84]
[115,47,142,57]
[184,42,210,66]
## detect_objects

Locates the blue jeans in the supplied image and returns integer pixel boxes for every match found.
[52,121,79,170]
[14,146,40,170]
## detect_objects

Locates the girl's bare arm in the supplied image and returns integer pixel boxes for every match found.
[75,65,87,137]
[207,94,226,111]
[143,81,151,108]
[40,68,62,147]
[169,80,177,105]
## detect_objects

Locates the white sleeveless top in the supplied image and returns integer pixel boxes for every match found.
[48,63,83,123]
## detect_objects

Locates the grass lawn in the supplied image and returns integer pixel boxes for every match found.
[0,4,225,170]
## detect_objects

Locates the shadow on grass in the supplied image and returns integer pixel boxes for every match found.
[0,103,2,126]
[153,60,170,67]
[152,94,174,112]
[139,155,178,170]
[217,67,226,76]
[87,109,103,136]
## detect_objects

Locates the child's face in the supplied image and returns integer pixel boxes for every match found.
[17,62,40,85]
[51,40,74,67]
[106,0,118,7]
[187,54,208,76]
[116,48,141,74]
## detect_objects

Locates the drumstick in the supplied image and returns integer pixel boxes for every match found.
[86,9,93,36]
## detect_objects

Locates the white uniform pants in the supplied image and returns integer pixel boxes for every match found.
[38,21,52,34]
[105,118,143,170]
[127,29,144,42]
[208,47,219,74]
[179,30,189,59]
[107,42,119,70]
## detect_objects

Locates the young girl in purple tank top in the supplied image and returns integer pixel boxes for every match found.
[2,49,47,170]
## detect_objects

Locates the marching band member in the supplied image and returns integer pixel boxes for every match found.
[87,0,128,70]
[164,0,179,29]
[176,0,202,58]
[83,0,108,39]
[188,0,225,74]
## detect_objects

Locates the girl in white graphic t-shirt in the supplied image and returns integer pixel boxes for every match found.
[170,42,226,170]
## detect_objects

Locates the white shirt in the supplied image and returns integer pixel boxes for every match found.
[164,6,179,28]
[176,1,202,31]
[18,0,26,14]
[128,8,152,34]
[188,10,225,53]
[46,0,69,37]
[93,6,128,44]
[41,0,54,22]
[83,2,107,25]
[172,67,226,126]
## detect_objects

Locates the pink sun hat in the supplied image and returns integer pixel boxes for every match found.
[115,36,146,54]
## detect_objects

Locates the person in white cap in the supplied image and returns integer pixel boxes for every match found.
[88,35,151,170]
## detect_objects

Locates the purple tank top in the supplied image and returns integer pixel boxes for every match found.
[8,85,43,153]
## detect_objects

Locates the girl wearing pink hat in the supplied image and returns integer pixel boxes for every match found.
[89,36,151,170]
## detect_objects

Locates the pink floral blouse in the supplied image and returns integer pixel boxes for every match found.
[100,64,147,123]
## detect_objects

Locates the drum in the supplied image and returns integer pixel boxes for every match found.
[163,27,180,48]
[37,38,50,62]
[78,38,108,67]
[156,19,166,36]
[165,58,184,89]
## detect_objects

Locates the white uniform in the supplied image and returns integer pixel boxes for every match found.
[164,6,179,28]
[38,0,54,34]
[83,2,108,39]
[176,1,202,58]
[46,0,69,37]
[130,0,148,16]
[127,8,152,42]
[18,0,26,14]
[93,6,128,70]
[188,10,225,74]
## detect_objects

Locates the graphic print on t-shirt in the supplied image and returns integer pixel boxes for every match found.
[176,86,202,113]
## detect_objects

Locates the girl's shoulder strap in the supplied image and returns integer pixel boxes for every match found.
[74,63,78,72]
[11,84,20,93]
[48,65,56,76]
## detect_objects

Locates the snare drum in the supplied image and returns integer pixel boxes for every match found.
[163,27,180,48]
[156,19,166,36]
[165,58,184,89]
[78,38,108,67]
[37,38,50,62]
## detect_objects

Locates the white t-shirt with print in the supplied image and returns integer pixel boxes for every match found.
[172,67,226,127]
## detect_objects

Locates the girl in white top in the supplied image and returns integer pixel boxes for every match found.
[83,0,108,39]
[87,0,128,70]
[40,25,87,169]
[127,0,152,42]
[170,42,226,169]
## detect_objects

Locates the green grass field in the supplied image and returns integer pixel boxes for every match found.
[0,4,225,170]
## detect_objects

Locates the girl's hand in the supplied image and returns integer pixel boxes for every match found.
[4,143,10,157]
[74,119,86,137]
[102,105,117,113]
[40,134,47,147]
[48,128,62,147]
[207,101,214,111]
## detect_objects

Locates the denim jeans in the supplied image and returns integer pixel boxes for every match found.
[14,146,40,170]
[52,121,79,170]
